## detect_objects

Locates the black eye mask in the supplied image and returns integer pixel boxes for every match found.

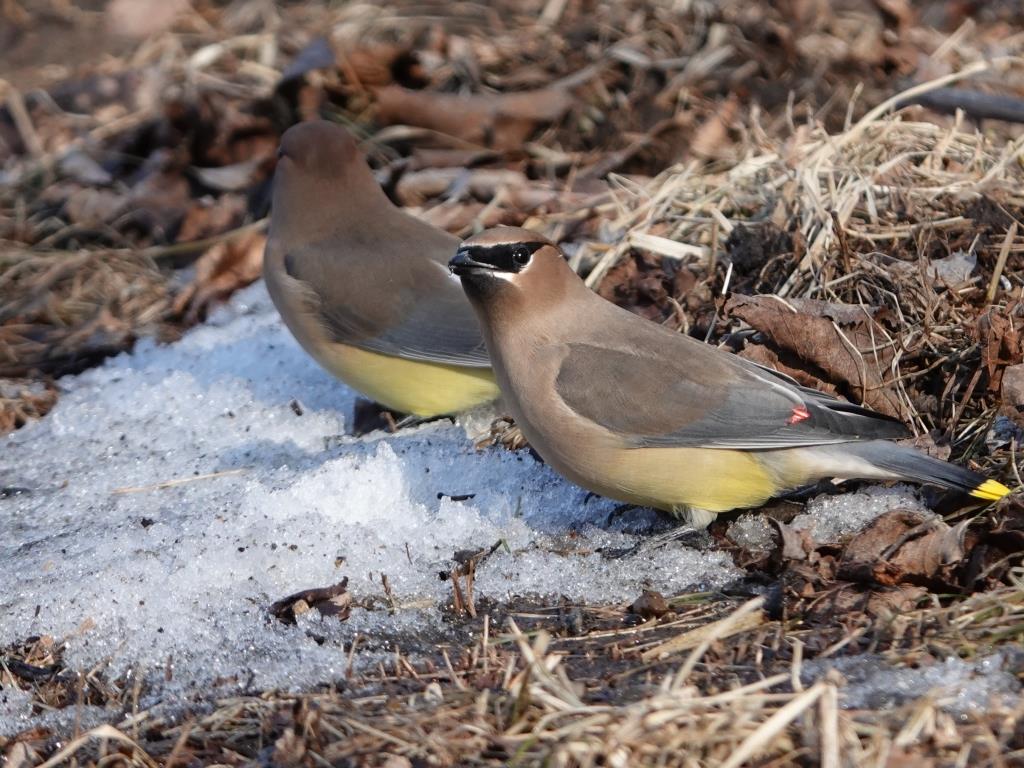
[454,242,546,273]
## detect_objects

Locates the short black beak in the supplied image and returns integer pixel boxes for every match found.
[449,248,497,276]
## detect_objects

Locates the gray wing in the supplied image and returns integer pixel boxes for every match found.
[554,330,908,450]
[283,225,490,368]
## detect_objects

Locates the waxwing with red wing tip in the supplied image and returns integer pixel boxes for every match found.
[449,226,1011,527]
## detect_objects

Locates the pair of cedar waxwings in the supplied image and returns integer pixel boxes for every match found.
[265,121,1010,528]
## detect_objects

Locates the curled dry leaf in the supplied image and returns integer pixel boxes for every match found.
[374,85,573,150]
[771,518,811,562]
[725,294,904,418]
[838,509,969,587]
[173,230,266,323]
[269,578,351,625]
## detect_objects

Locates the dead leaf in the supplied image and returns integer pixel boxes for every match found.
[173,231,266,322]
[862,584,927,619]
[374,85,572,150]
[739,343,839,396]
[597,252,712,326]
[269,578,351,625]
[838,510,968,586]
[725,294,905,418]
[125,152,192,240]
[772,518,810,561]
[803,583,927,625]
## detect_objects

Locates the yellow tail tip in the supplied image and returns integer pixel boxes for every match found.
[970,479,1012,502]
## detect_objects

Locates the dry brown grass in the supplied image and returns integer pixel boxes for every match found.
[6,579,1024,766]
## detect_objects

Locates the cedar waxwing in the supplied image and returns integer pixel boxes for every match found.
[264,121,498,417]
[449,227,1011,527]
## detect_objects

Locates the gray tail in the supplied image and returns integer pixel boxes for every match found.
[836,440,1008,501]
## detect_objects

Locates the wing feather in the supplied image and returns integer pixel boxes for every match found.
[554,333,908,450]
[283,227,489,367]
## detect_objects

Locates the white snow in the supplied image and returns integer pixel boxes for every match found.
[726,512,776,552]
[803,649,1023,717]
[792,484,929,543]
[726,485,930,552]
[0,282,738,735]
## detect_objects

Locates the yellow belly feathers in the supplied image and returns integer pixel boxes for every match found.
[310,340,498,417]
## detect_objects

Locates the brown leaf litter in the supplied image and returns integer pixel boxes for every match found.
[171,228,266,324]
[727,294,906,418]
[374,85,574,150]
[837,510,969,587]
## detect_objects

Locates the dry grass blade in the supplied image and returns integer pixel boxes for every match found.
[720,682,828,768]
[35,724,156,768]
[641,596,765,663]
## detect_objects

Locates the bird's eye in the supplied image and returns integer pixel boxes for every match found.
[512,247,531,267]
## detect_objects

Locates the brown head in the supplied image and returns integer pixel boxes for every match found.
[449,227,587,324]
[271,120,388,240]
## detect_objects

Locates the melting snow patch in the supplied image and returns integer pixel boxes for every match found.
[791,484,928,544]
[726,513,775,553]
[727,484,929,553]
[803,649,1024,718]
[0,282,738,735]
